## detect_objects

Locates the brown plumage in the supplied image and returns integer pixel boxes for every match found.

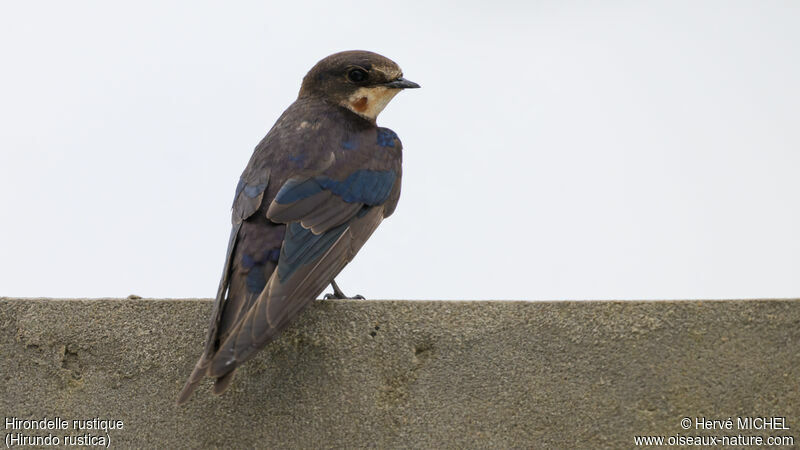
[177,50,418,404]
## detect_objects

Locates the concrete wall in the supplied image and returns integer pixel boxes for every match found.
[1,298,798,448]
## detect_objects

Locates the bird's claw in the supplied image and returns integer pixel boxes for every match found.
[324,280,365,300]
[323,292,365,300]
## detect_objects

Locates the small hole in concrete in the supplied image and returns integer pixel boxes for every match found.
[61,346,82,380]
[369,331,377,337]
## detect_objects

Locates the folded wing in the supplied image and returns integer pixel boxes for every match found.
[208,168,399,377]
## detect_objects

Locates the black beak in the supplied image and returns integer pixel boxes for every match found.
[383,77,420,89]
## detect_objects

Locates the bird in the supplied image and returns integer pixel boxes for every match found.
[177,50,419,404]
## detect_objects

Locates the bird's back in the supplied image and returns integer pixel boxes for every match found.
[177,97,403,403]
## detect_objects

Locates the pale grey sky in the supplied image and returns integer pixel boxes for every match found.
[1,1,798,300]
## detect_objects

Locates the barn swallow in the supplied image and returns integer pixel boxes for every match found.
[177,50,418,404]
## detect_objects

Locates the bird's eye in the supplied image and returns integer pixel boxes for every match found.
[347,68,368,83]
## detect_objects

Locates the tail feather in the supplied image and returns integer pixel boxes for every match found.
[176,361,209,405]
[213,370,236,395]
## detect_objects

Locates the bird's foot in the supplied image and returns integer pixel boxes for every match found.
[323,280,365,300]
[323,293,365,300]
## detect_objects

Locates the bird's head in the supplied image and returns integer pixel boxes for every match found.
[299,50,419,122]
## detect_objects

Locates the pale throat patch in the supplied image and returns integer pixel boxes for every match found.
[341,86,401,121]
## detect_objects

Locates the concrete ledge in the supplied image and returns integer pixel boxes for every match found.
[1,298,798,448]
